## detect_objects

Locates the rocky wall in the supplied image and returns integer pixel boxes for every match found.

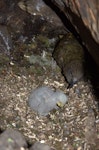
[49,0,99,67]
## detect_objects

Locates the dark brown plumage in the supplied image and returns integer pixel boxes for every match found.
[53,33,85,88]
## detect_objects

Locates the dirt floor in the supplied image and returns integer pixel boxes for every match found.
[0,49,99,150]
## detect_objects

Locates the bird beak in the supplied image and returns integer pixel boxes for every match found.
[67,82,74,89]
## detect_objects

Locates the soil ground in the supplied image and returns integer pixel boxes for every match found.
[0,50,99,150]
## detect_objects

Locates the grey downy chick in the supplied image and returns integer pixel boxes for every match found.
[53,33,84,88]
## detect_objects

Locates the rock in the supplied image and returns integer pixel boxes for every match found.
[28,86,68,116]
[0,25,12,55]
[18,0,67,38]
[18,0,64,27]
[53,33,84,88]
[49,0,99,68]
[0,129,27,150]
[30,141,51,150]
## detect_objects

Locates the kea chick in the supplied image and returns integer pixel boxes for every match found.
[53,33,84,88]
